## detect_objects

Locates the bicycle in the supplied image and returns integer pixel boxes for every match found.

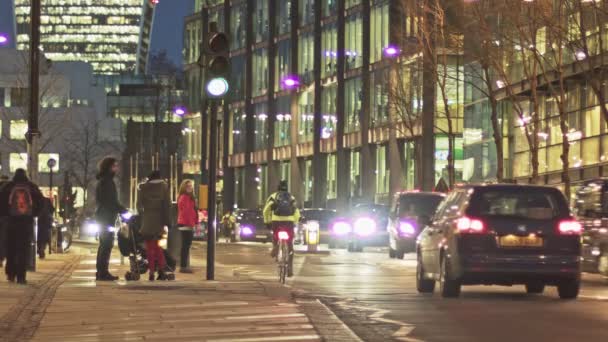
[276,229,292,284]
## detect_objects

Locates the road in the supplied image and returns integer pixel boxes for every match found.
[209,242,608,342]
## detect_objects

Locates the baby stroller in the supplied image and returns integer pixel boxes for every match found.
[118,215,176,281]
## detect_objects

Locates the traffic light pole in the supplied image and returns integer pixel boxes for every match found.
[206,101,218,280]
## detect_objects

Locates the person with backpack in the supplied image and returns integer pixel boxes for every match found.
[137,170,172,281]
[0,169,44,284]
[263,180,300,273]
[37,197,54,259]
[94,157,128,281]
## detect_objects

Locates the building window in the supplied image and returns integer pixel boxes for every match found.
[298,89,314,142]
[231,108,246,154]
[230,54,246,101]
[299,0,315,27]
[321,22,338,79]
[254,102,269,151]
[376,145,389,195]
[370,2,389,64]
[350,150,361,198]
[298,32,314,84]
[321,84,337,139]
[230,2,247,50]
[327,153,337,199]
[304,159,313,203]
[275,39,292,92]
[276,0,291,36]
[10,88,28,107]
[252,48,268,97]
[404,141,416,190]
[345,77,362,133]
[346,0,362,8]
[209,6,225,34]
[280,161,291,190]
[253,0,269,43]
[345,13,363,70]
[39,153,59,173]
[9,153,27,173]
[322,0,338,17]
[10,120,28,140]
[256,164,268,206]
[0,88,4,107]
[370,68,389,126]
[274,96,292,147]
[435,136,463,184]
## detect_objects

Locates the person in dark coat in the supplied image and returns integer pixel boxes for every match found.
[37,197,54,259]
[0,175,10,268]
[0,169,44,284]
[94,157,127,281]
[137,170,171,281]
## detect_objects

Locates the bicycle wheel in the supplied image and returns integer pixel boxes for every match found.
[278,241,289,284]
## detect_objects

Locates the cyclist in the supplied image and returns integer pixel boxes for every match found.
[263,180,300,270]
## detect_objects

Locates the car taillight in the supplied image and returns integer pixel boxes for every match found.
[558,220,582,235]
[278,231,290,240]
[456,217,485,234]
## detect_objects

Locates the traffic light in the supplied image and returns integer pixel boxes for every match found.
[205,30,230,98]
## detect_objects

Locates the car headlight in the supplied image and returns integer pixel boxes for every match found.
[84,222,100,235]
[399,221,416,236]
[354,217,376,236]
[592,247,601,256]
[331,221,352,236]
[241,226,253,236]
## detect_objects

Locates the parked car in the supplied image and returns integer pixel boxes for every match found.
[417,184,582,299]
[329,203,390,251]
[297,208,337,245]
[387,191,445,259]
[574,179,608,276]
[235,209,271,242]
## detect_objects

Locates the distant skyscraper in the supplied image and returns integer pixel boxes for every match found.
[13,0,156,75]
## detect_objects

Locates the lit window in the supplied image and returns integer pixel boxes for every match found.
[10,120,28,140]
[39,153,60,173]
[9,153,27,173]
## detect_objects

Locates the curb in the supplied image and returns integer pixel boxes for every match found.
[296,298,363,342]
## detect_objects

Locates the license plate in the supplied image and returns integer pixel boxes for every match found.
[498,235,543,247]
[256,235,267,239]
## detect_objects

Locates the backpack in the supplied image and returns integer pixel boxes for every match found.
[272,191,295,216]
[8,183,33,217]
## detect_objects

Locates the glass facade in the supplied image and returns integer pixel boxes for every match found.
[276,0,292,36]
[345,13,363,70]
[253,0,269,43]
[345,77,362,133]
[275,40,292,92]
[321,84,337,139]
[252,49,268,97]
[298,89,314,142]
[15,0,155,74]
[254,102,269,150]
[321,22,338,79]
[274,96,292,147]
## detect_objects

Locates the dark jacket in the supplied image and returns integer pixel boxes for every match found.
[137,180,171,240]
[0,180,44,219]
[95,175,126,227]
[38,197,54,229]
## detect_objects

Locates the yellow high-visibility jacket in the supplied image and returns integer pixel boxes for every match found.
[263,192,300,224]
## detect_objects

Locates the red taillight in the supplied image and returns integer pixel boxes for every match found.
[456,217,485,234]
[278,231,290,240]
[558,220,582,235]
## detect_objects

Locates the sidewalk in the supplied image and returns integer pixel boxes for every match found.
[0,244,359,342]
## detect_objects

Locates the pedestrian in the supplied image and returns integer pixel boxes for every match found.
[0,169,44,284]
[177,179,197,273]
[221,210,236,243]
[0,175,11,268]
[94,157,127,281]
[137,170,171,281]
[37,197,54,259]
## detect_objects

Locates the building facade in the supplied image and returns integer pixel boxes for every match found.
[182,0,466,211]
[13,0,157,75]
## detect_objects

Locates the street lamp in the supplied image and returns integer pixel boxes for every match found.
[383,45,401,58]
[281,75,300,90]
[173,106,187,117]
[0,33,8,46]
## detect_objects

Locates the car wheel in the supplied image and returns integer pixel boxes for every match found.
[416,257,435,293]
[439,256,461,298]
[525,282,545,294]
[557,279,580,299]
[356,246,364,252]
[396,250,405,260]
[389,247,396,259]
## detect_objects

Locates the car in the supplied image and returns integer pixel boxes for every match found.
[416,184,582,299]
[329,203,390,251]
[387,191,445,259]
[297,208,337,245]
[235,209,271,242]
[574,179,608,276]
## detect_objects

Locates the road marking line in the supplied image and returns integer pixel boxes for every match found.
[225,313,306,320]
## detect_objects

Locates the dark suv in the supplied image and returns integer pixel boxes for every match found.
[416,184,582,299]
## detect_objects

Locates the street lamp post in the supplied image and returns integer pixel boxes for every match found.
[47,158,56,206]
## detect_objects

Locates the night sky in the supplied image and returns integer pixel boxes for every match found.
[0,0,193,66]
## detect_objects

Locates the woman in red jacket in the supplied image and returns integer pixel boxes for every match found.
[177,179,198,273]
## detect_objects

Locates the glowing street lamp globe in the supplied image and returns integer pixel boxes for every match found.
[281,76,300,90]
[0,34,8,46]
[173,106,187,117]
[383,45,400,58]
[206,77,229,97]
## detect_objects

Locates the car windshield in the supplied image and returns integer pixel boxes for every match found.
[352,204,389,217]
[302,210,336,222]
[236,210,262,222]
[469,190,564,220]
[398,194,443,217]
